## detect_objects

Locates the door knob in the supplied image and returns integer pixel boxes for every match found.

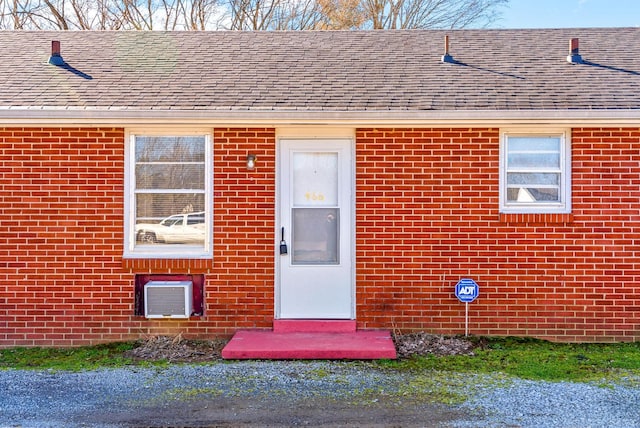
[279,227,288,255]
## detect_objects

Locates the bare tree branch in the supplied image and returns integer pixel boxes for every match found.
[0,0,507,30]
[362,0,508,30]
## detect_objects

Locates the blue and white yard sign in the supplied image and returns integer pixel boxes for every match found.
[455,278,479,303]
[455,278,479,337]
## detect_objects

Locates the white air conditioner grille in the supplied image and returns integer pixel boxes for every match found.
[144,281,193,319]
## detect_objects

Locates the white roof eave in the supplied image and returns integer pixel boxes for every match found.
[1,106,639,127]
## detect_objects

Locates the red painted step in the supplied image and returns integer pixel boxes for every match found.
[222,321,396,360]
[273,319,356,333]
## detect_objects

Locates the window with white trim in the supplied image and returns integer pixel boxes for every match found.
[124,132,212,258]
[500,131,571,214]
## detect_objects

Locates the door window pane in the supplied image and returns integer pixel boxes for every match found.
[292,208,339,265]
[293,152,338,206]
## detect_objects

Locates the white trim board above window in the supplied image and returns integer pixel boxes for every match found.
[124,130,213,259]
[499,130,571,214]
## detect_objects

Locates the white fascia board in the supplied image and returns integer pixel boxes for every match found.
[0,107,639,127]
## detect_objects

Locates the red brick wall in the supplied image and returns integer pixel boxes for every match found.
[356,128,640,342]
[1,128,130,346]
[1,127,276,346]
[207,128,276,332]
[2,126,639,346]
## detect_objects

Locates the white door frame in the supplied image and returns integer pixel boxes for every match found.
[275,132,355,319]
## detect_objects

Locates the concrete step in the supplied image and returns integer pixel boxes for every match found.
[221,321,396,360]
[272,319,356,333]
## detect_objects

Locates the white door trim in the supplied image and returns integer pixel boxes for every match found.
[275,136,356,319]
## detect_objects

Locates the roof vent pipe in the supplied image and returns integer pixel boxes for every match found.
[441,35,454,63]
[566,38,583,64]
[49,40,65,66]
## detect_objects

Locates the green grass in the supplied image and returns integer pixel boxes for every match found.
[385,337,640,382]
[1,337,639,384]
[0,342,136,371]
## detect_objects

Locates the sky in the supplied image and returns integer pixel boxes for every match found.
[498,0,640,28]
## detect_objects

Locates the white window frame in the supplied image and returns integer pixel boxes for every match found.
[124,129,213,259]
[499,129,571,214]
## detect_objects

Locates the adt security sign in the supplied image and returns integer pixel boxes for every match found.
[455,278,479,303]
[455,278,479,336]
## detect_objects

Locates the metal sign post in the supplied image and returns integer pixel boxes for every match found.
[455,278,479,337]
[465,302,469,337]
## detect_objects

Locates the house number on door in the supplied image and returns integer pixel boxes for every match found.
[305,192,325,201]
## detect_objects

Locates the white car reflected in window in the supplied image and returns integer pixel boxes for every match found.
[135,212,205,245]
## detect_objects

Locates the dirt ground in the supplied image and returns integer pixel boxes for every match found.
[123,332,481,362]
[91,395,470,427]
[109,333,480,428]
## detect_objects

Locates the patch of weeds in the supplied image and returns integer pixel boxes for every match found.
[374,358,398,369]
[305,367,330,380]
[0,342,136,371]
[385,337,640,383]
[161,386,224,401]
[396,371,513,405]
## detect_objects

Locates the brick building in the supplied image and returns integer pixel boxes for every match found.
[1,29,639,347]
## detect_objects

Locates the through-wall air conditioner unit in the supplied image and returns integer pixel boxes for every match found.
[144,281,193,319]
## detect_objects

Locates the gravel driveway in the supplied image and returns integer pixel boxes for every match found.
[1,361,639,427]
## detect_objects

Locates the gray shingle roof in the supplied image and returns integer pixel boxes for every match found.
[1,29,639,120]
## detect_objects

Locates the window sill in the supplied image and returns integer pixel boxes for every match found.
[123,258,214,273]
[123,252,212,259]
[499,213,573,225]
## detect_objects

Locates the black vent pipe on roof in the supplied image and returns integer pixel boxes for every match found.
[566,38,583,64]
[49,40,65,66]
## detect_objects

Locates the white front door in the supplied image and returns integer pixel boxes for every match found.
[277,139,354,319]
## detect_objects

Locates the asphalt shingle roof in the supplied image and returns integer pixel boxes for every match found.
[1,29,639,118]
